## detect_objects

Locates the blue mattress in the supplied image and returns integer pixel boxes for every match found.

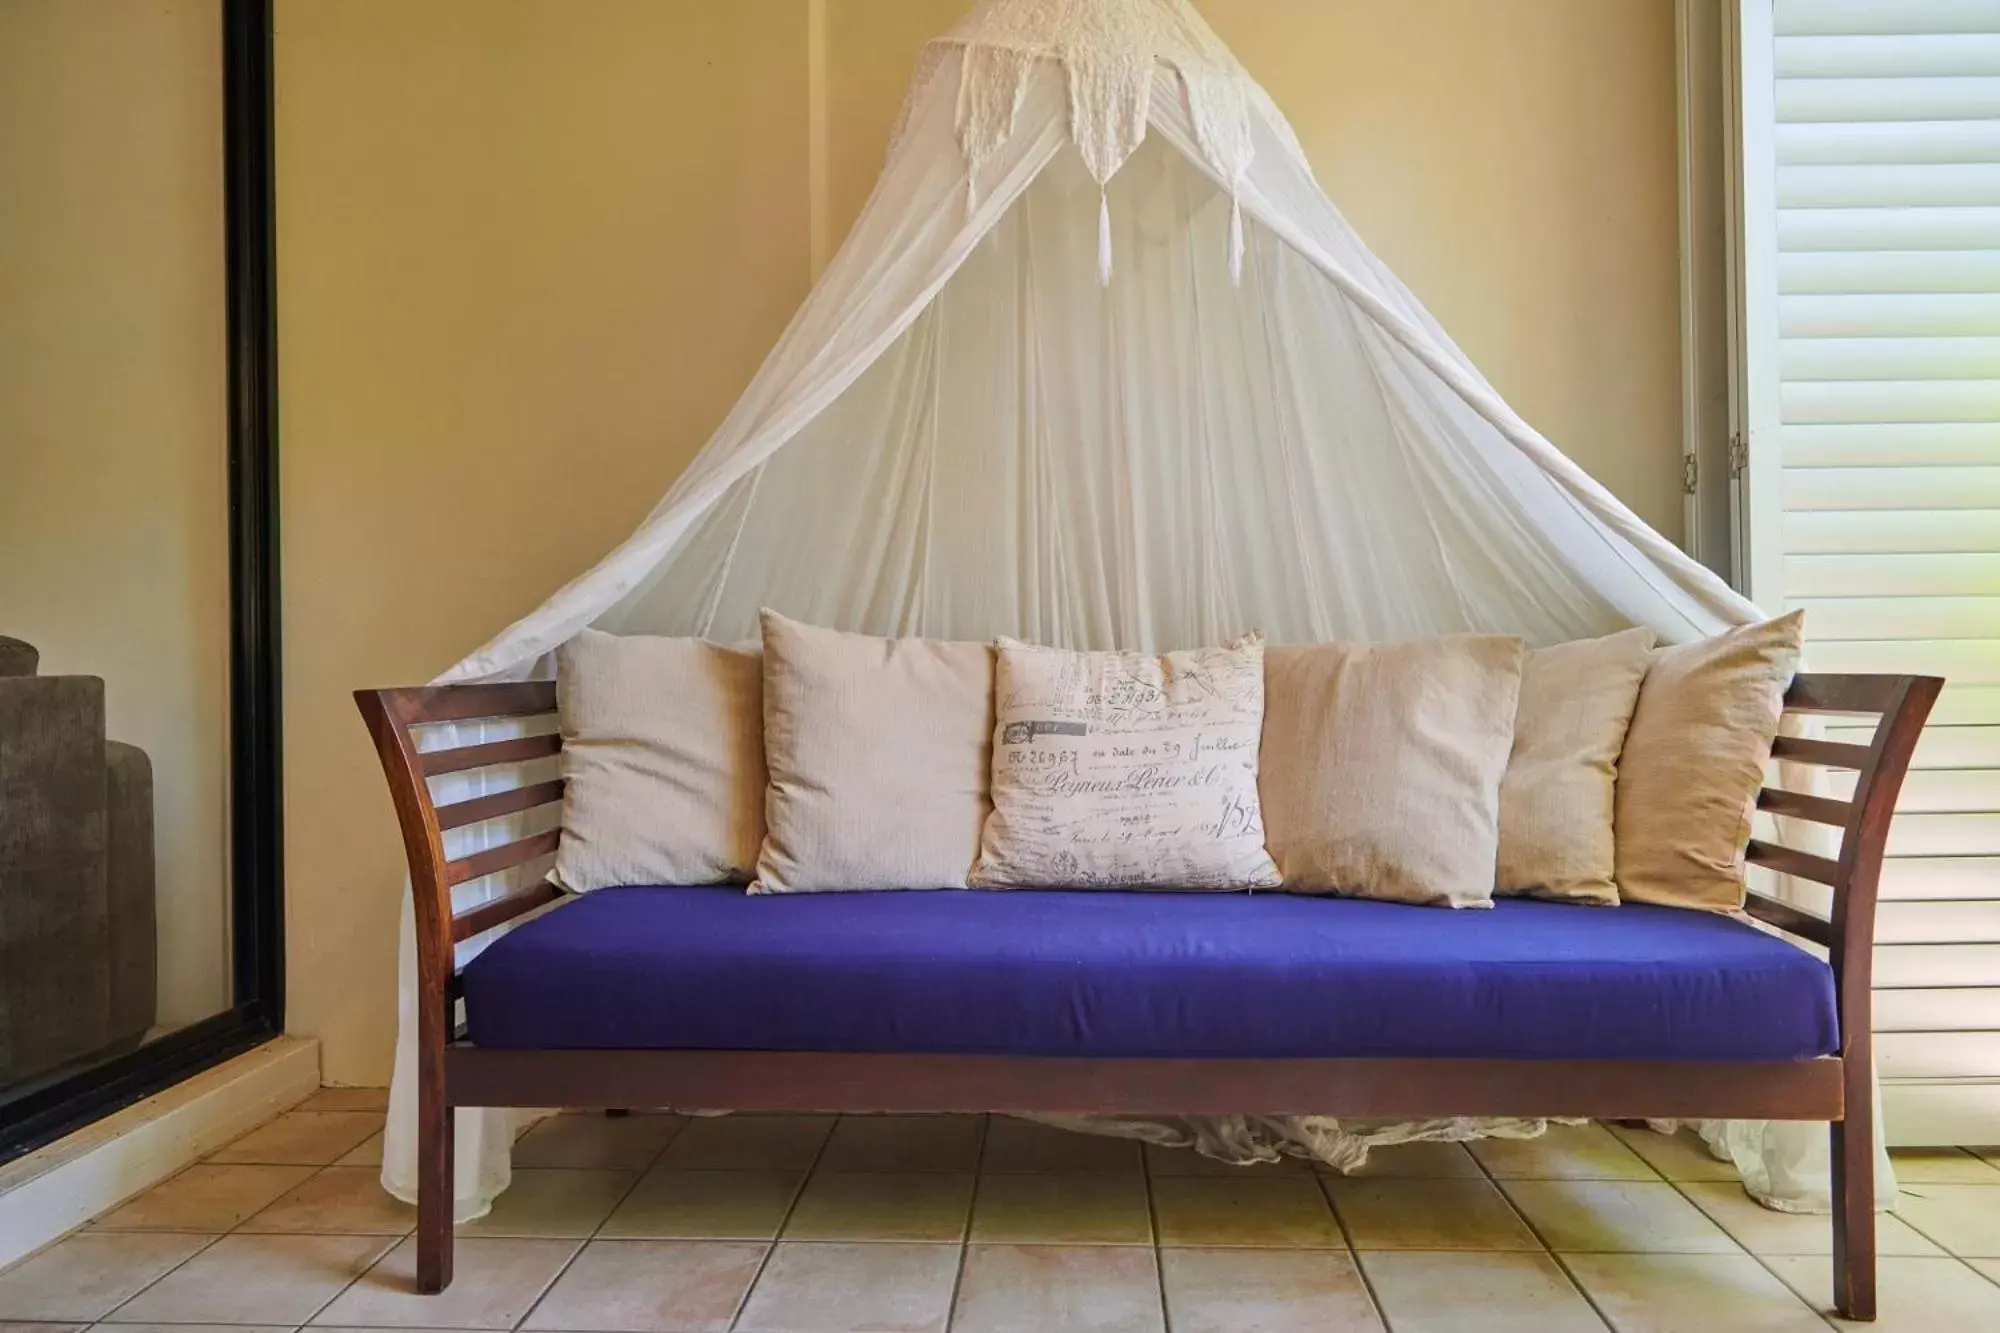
[461,886,1837,1061]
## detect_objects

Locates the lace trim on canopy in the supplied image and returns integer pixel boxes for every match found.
[889,0,1301,284]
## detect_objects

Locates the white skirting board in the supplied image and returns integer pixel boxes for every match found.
[0,1035,320,1271]
[1885,1078,2000,1148]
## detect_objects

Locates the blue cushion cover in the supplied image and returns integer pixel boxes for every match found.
[461,886,1837,1061]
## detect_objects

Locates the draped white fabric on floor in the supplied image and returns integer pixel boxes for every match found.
[380,0,1890,1221]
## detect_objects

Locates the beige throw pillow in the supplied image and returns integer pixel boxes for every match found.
[553,629,766,891]
[1615,611,1806,912]
[755,610,993,893]
[1495,627,1657,906]
[971,635,1281,890]
[1261,636,1525,908]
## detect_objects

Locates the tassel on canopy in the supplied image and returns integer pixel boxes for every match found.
[1098,187,1114,287]
[1227,192,1245,287]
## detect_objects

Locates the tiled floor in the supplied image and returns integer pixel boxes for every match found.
[6,1096,2000,1332]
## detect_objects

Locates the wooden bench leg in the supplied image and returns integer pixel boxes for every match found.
[1832,1108,1876,1320]
[416,1090,454,1293]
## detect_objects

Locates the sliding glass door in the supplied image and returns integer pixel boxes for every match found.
[0,0,281,1162]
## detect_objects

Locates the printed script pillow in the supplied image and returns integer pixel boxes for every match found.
[755,609,993,893]
[970,635,1281,890]
[1495,626,1657,906]
[553,629,766,891]
[1615,611,1806,912]
[1261,636,1525,908]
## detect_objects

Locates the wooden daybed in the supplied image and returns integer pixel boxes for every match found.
[358,670,1942,1321]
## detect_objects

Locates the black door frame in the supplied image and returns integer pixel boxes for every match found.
[0,0,284,1163]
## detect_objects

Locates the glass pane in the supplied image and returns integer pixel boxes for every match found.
[0,0,231,1108]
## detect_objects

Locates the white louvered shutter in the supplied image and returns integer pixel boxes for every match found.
[1738,0,2000,1141]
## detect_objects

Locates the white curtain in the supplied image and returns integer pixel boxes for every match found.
[384,57,1888,1222]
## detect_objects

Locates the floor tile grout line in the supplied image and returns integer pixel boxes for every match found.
[43,1115,2000,1330]
[1775,1247,2000,1332]
[91,1323,306,1331]
[228,1159,340,1238]
[195,1113,535,1332]
[940,1114,989,1333]
[83,1158,207,1236]
[487,1234,588,1333]
[75,1111,370,1304]
[207,1109,388,1173]
[274,1231,403,1332]
[1698,1140,2000,1320]
[516,1106,686,1175]
[1138,1124,1171,1333]
[725,1111,836,1333]
[1318,1173,1393,1333]
[1654,1168,1843,1331]
[1468,1129,1619,1333]
[1752,1192,2000,1322]
[506,1111,680,1332]
[41,1229,229,1326]
[85,1147,346,1239]
[1889,1188,1983,1259]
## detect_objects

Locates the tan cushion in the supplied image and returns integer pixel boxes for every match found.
[755,609,993,893]
[553,629,765,891]
[1614,612,1806,912]
[971,635,1282,891]
[1495,627,1657,906]
[1261,636,1525,908]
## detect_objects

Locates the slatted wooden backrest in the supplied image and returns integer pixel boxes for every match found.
[355,684,564,1037]
[1745,673,1944,1063]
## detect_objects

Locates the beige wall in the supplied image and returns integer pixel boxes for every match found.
[277,0,1691,1083]
[1210,0,1686,536]
[276,0,810,1079]
[0,0,232,1030]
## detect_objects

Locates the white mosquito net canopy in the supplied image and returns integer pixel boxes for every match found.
[385,0,1873,1221]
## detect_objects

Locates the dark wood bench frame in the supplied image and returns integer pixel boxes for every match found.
[358,670,1942,1319]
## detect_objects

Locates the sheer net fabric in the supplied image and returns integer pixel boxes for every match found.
[602,139,1633,653]
[436,57,1745,687]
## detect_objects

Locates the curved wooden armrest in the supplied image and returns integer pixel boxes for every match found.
[355,683,562,1293]
[354,683,563,1030]
[1744,673,1944,1049]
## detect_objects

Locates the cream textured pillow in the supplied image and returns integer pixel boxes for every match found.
[1495,627,1657,906]
[1261,636,1525,908]
[971,635,1281,890]
[755,610,993,893]
[553,629,766,891]
[1615,611,1805,912]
